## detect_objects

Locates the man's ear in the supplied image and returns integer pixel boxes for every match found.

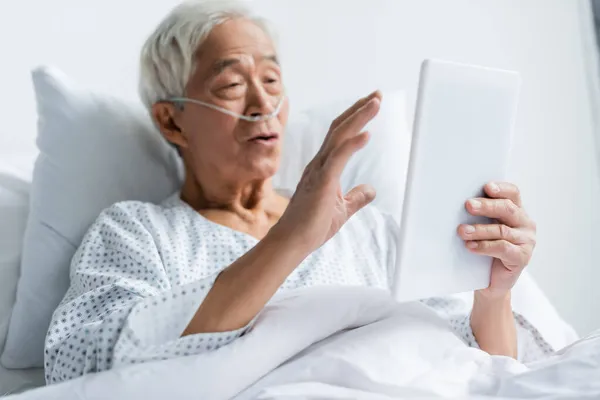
[151,102,189,149]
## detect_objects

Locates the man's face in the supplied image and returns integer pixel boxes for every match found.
[154,18,289,183]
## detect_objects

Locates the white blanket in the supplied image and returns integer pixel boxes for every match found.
[8,287,600,399]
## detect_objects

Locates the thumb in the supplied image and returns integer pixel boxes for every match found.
[344,184,376,218]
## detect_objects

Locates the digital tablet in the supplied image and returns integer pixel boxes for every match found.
[392,59,521,302]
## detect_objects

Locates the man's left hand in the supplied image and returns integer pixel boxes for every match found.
[457,182,537,299]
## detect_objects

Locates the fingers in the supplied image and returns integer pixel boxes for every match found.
[332,96,381,145]
[465,198,529,228]
[344,184,376,218]
[483,182,522,207]
[330,91,382,132]
[326,131,371,178]
[321,92,382,153]
[457,223,535,245]
[465,240,530,270]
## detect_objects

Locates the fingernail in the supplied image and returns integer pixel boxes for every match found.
[469,199,481,210]
[366,97,380,110]
[488,183,500,193]
[364,185,376,200]
[463,225,475,234]
[466,241,478,249]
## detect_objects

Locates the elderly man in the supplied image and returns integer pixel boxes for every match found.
[45,0,545,384]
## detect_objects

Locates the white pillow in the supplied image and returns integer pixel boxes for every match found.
[1,67,183,368]
[1,67,410,368]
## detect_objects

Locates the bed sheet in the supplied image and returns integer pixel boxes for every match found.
[6,286,599,400]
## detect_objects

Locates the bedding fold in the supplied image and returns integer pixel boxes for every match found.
[9,286,600,400]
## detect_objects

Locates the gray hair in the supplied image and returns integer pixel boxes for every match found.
[138,0,275,110]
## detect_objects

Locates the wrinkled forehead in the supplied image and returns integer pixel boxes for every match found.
[194,18,278,78]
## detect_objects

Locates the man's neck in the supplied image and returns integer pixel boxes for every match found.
[179,166,280,221]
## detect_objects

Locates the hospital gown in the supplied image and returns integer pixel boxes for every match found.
[44,194,554,383]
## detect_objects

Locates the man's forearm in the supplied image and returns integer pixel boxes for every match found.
[182,224,311,336]
[470,291,517,358]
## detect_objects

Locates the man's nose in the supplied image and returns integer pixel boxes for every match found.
[246,88,276,118]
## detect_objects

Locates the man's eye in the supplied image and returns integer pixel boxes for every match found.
[224,82,241,89]
[265,78,278,84]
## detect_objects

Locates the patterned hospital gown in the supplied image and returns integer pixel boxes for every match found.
[44,194,553,383]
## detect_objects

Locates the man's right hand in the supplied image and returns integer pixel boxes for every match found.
[275,90,382,252]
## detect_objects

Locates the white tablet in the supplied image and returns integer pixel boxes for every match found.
[392,59,521,302]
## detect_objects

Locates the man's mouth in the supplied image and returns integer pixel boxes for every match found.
[249,133,279,143]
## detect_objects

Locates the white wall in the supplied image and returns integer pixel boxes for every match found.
[0,0,598,335]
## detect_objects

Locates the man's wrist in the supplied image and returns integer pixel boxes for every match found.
[265,221,315,262]
[472,290,512,326]
[475,288,512,304]
[471,289,517,358]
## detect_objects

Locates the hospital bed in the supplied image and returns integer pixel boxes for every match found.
[1,0,599,398]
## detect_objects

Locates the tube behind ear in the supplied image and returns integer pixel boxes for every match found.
[174,101,185,111]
